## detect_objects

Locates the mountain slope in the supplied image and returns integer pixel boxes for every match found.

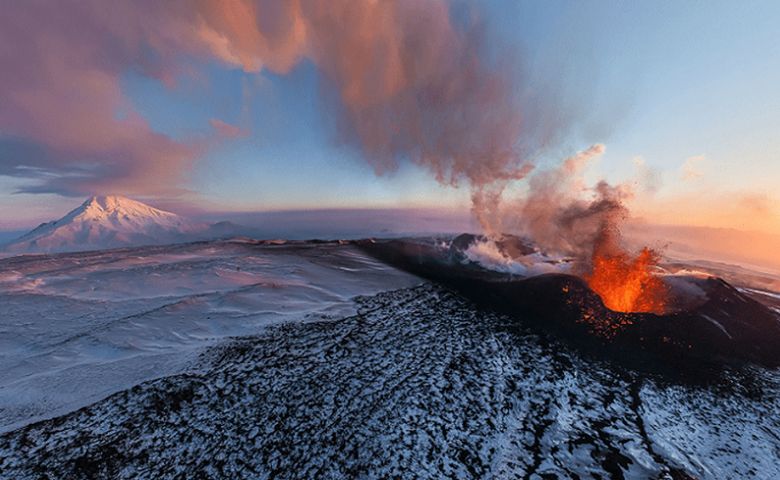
[2,281,777,479]
[3,195,232,254]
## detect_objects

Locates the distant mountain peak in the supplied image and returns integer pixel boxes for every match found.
[82,194,145,211]
[67,195,181,222]
[2,195,240,255]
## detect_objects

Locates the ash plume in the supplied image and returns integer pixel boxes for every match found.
[196,1,547,232]
[1,0,550,203]
[498,144,631,262]
[267,1,538,226]
[2,0,667,310]
[3,0,597,247]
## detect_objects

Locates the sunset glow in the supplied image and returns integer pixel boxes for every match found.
[0,1,775,251]
[2,3,780,478]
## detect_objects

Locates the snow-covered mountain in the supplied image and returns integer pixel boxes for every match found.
[3,195,239,254]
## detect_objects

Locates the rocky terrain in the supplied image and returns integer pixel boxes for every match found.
[2,282,779,479]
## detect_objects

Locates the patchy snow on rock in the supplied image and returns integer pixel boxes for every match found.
[1,240,779,479]
[1,283,778,479]
[741,288,780,302]
[0,241,420,433]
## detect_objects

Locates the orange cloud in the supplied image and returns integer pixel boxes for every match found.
[0,0,554,205]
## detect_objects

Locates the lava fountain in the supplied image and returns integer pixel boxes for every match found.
[584,227,667,314]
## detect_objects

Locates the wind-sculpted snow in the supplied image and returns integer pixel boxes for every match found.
[2,284,779,479]
[0,241,419,433]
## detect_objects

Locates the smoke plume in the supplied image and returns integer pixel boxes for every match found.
[1,0,541,200]
[496,144,668,313]
[503,144,632,265]
[3,0,669,310]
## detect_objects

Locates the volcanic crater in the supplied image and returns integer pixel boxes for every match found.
[358,234,780,373]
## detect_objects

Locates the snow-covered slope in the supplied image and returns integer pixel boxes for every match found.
[0,241,779,478]
[3,195,232,254]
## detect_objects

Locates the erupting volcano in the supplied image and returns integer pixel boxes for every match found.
[359,233,780,370]
[585,228,667,314]
[481,145,671,316]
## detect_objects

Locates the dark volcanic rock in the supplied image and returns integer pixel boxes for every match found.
[358,239,780,370]
[2,285,778,479]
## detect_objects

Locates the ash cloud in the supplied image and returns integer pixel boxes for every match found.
[194,0,546,204]
[2,0,659,305]
[501,144,638,268]
[0,1,205,196]
[1,0,573,203]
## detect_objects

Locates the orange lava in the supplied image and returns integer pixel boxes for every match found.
[586,245,667,314]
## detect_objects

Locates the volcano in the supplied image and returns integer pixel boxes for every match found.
[359,235,780,371]
[1,238,778,478]
[2,195,241,254]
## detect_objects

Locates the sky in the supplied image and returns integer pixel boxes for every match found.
[0,0,778,236]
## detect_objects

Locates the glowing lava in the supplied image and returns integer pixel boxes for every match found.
[585,241,667,314]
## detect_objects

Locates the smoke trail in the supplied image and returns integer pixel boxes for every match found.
[501,144,621,260]
[499,144,668,312]
[5,0,668,309]
[296,1,535,224]
[2,0,569,210]
[190,2,627,258]
[187,0,552,228]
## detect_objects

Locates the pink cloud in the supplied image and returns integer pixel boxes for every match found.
[0,0,560,209]
[0,1,207,196]
[210,119,248,139]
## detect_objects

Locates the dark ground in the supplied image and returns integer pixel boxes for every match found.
[2,284,778,479]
